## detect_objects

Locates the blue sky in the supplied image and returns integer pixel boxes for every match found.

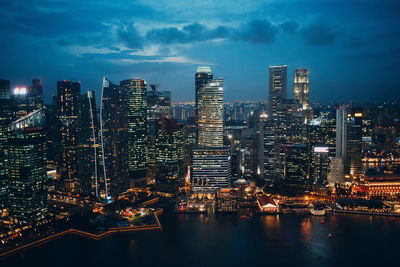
[0,0,399,103]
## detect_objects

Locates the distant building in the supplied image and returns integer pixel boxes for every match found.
[293,69,309,110]
[155,117,184,193]
[191,147,232,197]
[0,79,12,204]
[327,157,345,186]
[257,195,279,213]
[346,108,363,177]
[57,81,81,192]
[120,79,148,186]
[78,91,100,196]
[268,65,287,121]
[100,78,129,197]
[7,109,47,223]
[197,78,224,147]
[215,189,238,213]
[195,67,213,123]
[283,144,308,184]
[12,79,43,119]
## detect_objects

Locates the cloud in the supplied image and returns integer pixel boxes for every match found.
[280,21,300,34]
[300,22,338,46]
[233,19,276,43]
[118,23,143,49]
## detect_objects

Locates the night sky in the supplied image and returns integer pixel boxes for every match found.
[0,0,399,103]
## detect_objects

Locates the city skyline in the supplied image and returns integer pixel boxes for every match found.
[1,0,399,103]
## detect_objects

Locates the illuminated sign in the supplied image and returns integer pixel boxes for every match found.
[13,87,27,95]
[354,113,363,117]
[314,146,329,153]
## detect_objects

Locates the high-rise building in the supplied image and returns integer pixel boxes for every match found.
[44,95,59,169]
[147,84,172,180]
[195,67,213,119]
[7,109,47,223]
[120,79,148,186]
[336,107,347,159]
[57,81,81,192]
[293,69,309,110]
[78,91,100,196]
[191,147,232,196]
[13,79,44,118]
[100,78,129,197]
[0,79,13,204]
[268,65,287,121]
[155,116,184,192]
[197,78,224,147]
[283,144,308,184]
[346,108,363,177]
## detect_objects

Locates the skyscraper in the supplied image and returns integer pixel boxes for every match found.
[57,81,80,192]
[197,78,224,147]
[13,79,44,118]
[336,107,348,159]
[7,109,47,223]
[0,79,13,204]
[120,79,148,186]
[268,65,287,121]
[78,91,100,196]
[293,69,309,110]
[195,67,213,119]
[346,108,363,177]
[100,78,129,197]
[155,116,184,192]
[191,147,232,196]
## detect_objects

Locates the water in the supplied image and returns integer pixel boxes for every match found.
[2,212,400,267]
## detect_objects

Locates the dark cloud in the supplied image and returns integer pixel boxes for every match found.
[300,22,338,45]
[118,23,143,49]
[280,21,300,34]
[144,20,276,45]
[233,20,276,43]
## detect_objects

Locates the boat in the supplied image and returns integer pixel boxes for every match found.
[310,204,326,216]
[240,215,249,220]
[320,220,326,224]
[328,233,336,239]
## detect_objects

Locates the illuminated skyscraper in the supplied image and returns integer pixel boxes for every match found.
[155,116,184,192]
[191,147,232,196]
[78,91,100,196]
[7,109,47,223]
[57,81,80,192]
[346,108,363,177]
[336,107,348,159]
[197,78,224,147]
[120,79,148,186]
[0,79,13,203]
[195,67,213,119]
[293,69,309,110]
[268,65,287,121]
[13,79,44,118]
[100,78,129,197]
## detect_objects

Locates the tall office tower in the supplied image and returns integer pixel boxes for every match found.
[191,147,231,197]
[327,157,345,186]
[268,65,287,121]
[0,79,13,204]
[147,84,172,180]
[7,109,47,223]
[195,67,213,119]
[283,144,308,184]
[197,78,224,147]
[311,146,330,185]
[346,108,363,177]
[293,69,309,110]
[239,128,258,179]
[263,121,277,184]
[13,79,44,118]
[44,95,59,169]
[120,79,148,186]
[276,99,303,145]
[155,116,184,193]
[101,78,129,197]
[57,81,81,192]
[78,91,100,196]
[336,107,348,159]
